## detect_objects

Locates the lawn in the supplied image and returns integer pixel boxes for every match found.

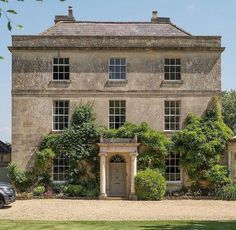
[0,220,236,230]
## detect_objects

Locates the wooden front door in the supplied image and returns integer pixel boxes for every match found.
[109,163,126,196]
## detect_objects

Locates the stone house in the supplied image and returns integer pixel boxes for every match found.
[9,8,225,199]
[0,140,11,167]
[0,140,11,182]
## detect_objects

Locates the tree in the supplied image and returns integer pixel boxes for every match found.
[0,0,66,59]
[222,90,236,134]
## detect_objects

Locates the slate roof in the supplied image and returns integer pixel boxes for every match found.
[40,20,191,37]
[0,141,11,154]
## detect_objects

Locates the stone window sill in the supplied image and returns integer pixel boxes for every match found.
[48,80,71,88]
[105,80,128,87]
[167,181,182,185]
[161,80,183,87]
[50,130,64,134]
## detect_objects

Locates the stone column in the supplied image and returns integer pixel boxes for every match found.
[99,152,107,199]
[129,151,138,200]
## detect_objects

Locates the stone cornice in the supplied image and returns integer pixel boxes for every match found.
[9,35,224,52]
[12,89,221,97]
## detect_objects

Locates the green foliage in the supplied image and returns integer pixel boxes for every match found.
[172,97,233,181]
[65,184,83,197]
[135,169,166,200]
[0,0,65,31]
[34,148,55,175]
[206,164,231,188]
[39,134,60,152]
[33,186,45,196]
[222,90,236,134]
[7,163,35,192]
[101,122,169,171]
[71,102,96,127]
[40,102,100,185]
[80,179,99,198]
[52,184,68,195]
[216,184,236,200]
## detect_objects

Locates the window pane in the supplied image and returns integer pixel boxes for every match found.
[164,101,181,131]
[53,58,70,80]
[164,58,181,81]
[109,100,126,129]
[109,58,126,80]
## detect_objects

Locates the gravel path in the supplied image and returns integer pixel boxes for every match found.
[1,199,236,221]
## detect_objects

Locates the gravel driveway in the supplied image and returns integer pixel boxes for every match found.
[1,199,236,221]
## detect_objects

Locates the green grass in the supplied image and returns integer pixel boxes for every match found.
[0,220,236,230]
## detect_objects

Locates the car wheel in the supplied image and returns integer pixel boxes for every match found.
[0,195,5,209]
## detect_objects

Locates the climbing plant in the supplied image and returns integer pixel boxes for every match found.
[101,122,170,173]
[39,102,100,185]
[171,96,233,183]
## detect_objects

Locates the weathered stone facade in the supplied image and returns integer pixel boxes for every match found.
[10,9,223,193]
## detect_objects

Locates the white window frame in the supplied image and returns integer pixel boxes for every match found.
[108,100,126,129]
[52,153,69,183]
[164,58,181,81]
[165,153,181,183]
[52,100,70,131]
[164,100,181,131]
[108,58,126,81]
[52,58,70,81]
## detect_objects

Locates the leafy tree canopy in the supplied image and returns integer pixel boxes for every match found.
[222,90,236,134]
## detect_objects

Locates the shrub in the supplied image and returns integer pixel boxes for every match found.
[81,180,99,198]
[7,163,35,192]
[52,184,68,195]
[216,184,236,200]
[33,186,45,196]
[135,169,166,200]
[66,184,83,197]
[206,164,231,188]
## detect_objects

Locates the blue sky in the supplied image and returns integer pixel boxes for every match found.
[0,0,235,142]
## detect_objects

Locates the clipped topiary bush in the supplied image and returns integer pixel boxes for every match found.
[216,184,236,200]
[135,169,166,200]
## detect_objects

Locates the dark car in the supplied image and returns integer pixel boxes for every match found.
[0,182,16,208]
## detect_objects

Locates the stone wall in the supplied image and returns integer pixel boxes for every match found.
[11,48,221,175]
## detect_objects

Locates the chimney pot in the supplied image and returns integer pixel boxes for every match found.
[151,10,158,23]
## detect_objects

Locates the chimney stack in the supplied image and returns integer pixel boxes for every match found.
[54,6,76,24]
[151,11,158,23]
[68,6,73,18]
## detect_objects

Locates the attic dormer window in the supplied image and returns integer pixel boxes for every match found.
[53,58,70,81]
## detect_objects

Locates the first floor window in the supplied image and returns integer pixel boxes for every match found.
[109,58,126,80]
[165,153,181,182]
[53,58,70,80]
[53,100,69,131]
[164,58,181,81]
[109,100,126,129]
[164,100,181,131]
[53,153,69,182]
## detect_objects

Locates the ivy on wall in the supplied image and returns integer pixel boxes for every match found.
[171,96,233,182]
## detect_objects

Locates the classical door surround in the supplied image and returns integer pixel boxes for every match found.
[97,137,140,200]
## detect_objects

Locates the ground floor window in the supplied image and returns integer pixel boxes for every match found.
[53,153,69,182]
[165,153,181,182]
